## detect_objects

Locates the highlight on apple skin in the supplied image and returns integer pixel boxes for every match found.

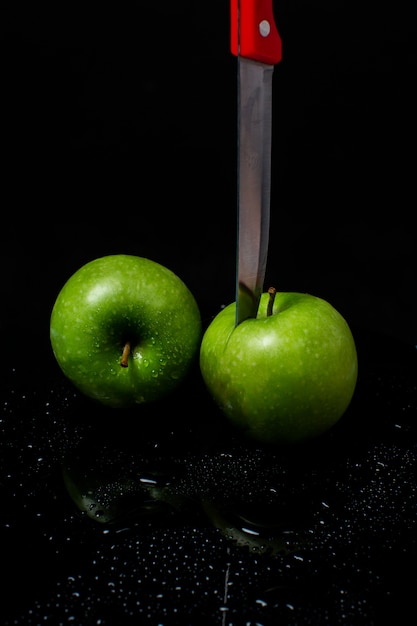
[50,254,202,408]
[199,289,358,445]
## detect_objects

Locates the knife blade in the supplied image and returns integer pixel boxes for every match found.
[230,0,282,325]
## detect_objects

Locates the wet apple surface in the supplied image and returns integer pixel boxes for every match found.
[200,291,358,444]
[50,255,202,407]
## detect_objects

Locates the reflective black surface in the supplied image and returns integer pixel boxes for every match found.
[1,330,417,624]
[1,2,417,624]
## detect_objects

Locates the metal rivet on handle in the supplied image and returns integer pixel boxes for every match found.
[259,20,271,38]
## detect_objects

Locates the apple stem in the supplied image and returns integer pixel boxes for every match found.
[120,341,131,368]
[267,287,276,317]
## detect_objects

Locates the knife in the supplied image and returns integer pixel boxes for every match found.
[231,0,282,325]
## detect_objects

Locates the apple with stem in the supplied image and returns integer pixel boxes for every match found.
[50,254,202,407]
[199,288,358,444]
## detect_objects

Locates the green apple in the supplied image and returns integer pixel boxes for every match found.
[50,254,202,407]
[199,289,358,444]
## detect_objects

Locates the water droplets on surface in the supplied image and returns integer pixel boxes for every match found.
[2,340,417,624]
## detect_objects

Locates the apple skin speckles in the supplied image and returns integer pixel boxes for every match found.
[200,291,358,445]
[50,255,202,408]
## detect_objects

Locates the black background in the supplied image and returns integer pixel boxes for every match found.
[2,1,417,351]
[1,2,417,625]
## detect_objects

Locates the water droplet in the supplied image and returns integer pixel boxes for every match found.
[139,477,158,486]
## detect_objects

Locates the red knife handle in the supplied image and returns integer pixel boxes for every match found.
[231,0,282,64]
